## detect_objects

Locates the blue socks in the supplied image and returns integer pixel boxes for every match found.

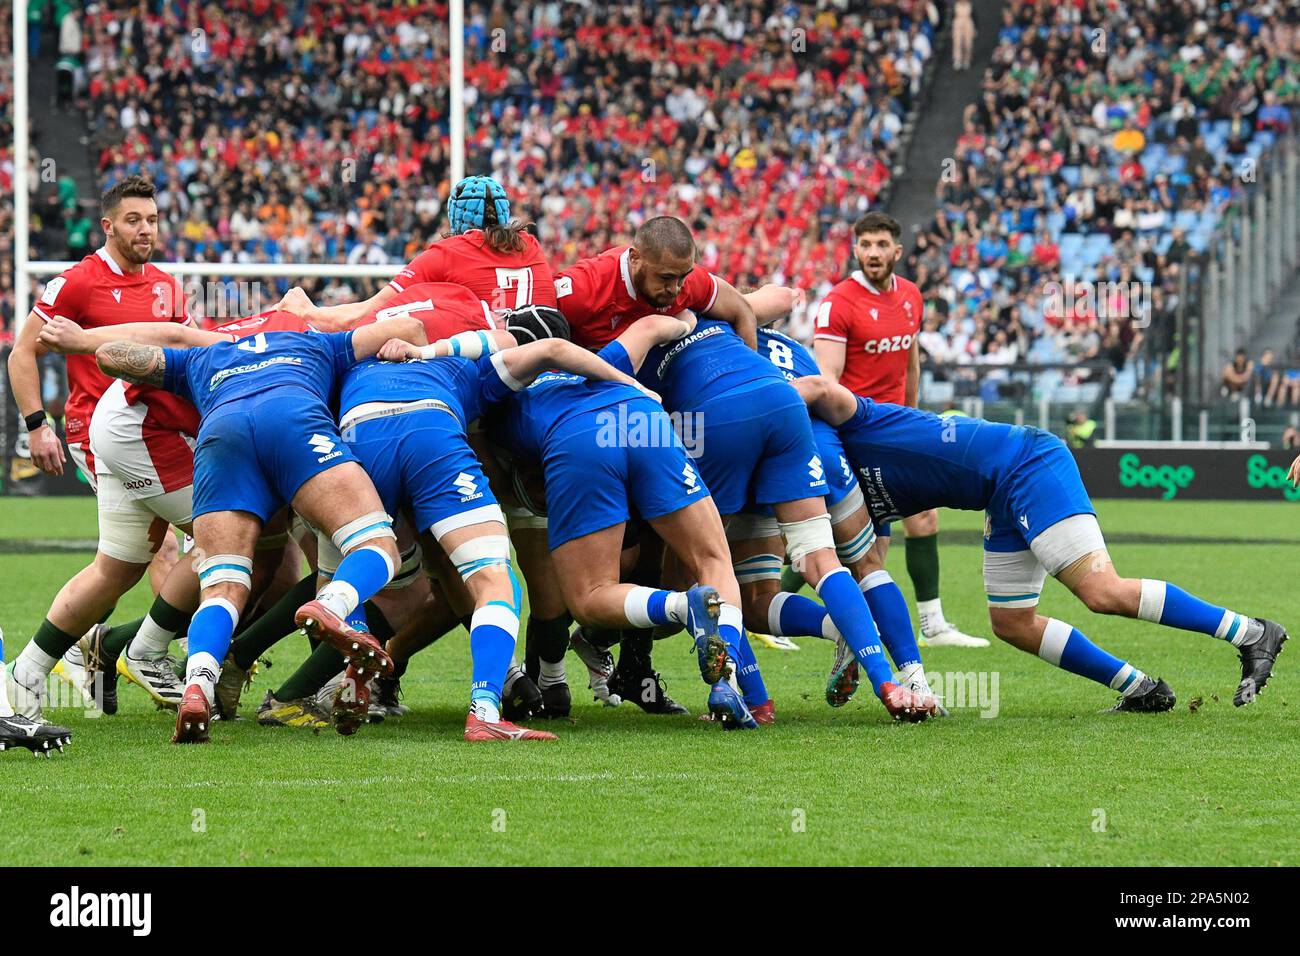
[1138,579,1256,646]
[815,567,893,693]
[469,600,521,722]
[1038,618,1146,694]
[860,570,923,671]
[317,546,395,620]
[732,633,769,707]
[185,597,241,701]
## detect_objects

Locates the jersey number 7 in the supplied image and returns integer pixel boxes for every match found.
[495,267,534,309]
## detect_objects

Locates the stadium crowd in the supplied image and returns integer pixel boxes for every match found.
[0,0,938,339]
[908,0,1298,402]
[5,0,1297,409]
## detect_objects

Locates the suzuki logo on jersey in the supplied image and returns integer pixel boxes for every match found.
[862,334,914,354]
[839,455,852,482]
[808,455,824,484]
[309,434,342,464]
[111,289,123,303]
[453,472,482,502]
[683,464,700,493]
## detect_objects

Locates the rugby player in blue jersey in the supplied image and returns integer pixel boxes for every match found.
[606,238,939,724]
[338,306,661,741]
[93,314,425,742]
[734,323,935,709]
[794,376,1288,711]
[379,308,764,727]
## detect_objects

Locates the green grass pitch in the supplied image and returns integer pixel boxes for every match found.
[1,497,1295,866]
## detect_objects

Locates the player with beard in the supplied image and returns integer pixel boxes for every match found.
[4,176,196,723]
[811,212,988,649]
[554,217,759,715]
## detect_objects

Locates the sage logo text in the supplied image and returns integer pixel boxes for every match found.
[1246,455,1300,501]
[1118,454,1193,500]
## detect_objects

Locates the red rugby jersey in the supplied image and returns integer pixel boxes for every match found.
[555,246,719,349]
[813,271,922,405]
[356,281,494,339]
[389,231,557,316]
[32,247,196,441]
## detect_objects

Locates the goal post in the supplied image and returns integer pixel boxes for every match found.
[13,0,30,332]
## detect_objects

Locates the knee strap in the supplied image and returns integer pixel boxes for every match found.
[827,483,866,526]
[835,522,876,567]
[195,553,253,591]
[733,553,783,584]
[332,511,396,554]
[446,535,512,583]
[780,513,835,571]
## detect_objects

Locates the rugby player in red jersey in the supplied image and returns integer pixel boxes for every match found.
[555,216,757,351]
[4,177,202,724]
[273,175,555,328]
[554,216,760,715]
[812,212,988,648]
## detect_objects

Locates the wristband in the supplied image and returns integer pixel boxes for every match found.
[24,410,47,432]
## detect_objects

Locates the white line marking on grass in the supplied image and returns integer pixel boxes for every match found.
[10,770,695,795]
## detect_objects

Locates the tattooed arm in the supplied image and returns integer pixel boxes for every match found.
[95,341,168,388]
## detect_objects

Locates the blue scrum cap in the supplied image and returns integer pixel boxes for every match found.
[448,175,511,235]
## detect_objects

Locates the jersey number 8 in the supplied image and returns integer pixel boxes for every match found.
[767,339,795,370]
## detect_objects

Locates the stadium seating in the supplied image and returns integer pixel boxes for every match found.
[1,0,939,337]
[909,0,1298,402]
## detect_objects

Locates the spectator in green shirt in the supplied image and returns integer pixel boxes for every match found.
[64,210,92,258]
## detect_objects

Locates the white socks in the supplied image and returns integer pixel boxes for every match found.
[129,613,179,660]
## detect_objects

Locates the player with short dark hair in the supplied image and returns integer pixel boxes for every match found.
[5,175,196,722]
[813,211,987,649]
[553,217,761,714]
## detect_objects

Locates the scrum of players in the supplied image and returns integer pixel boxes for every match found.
[0,174,1286,754]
